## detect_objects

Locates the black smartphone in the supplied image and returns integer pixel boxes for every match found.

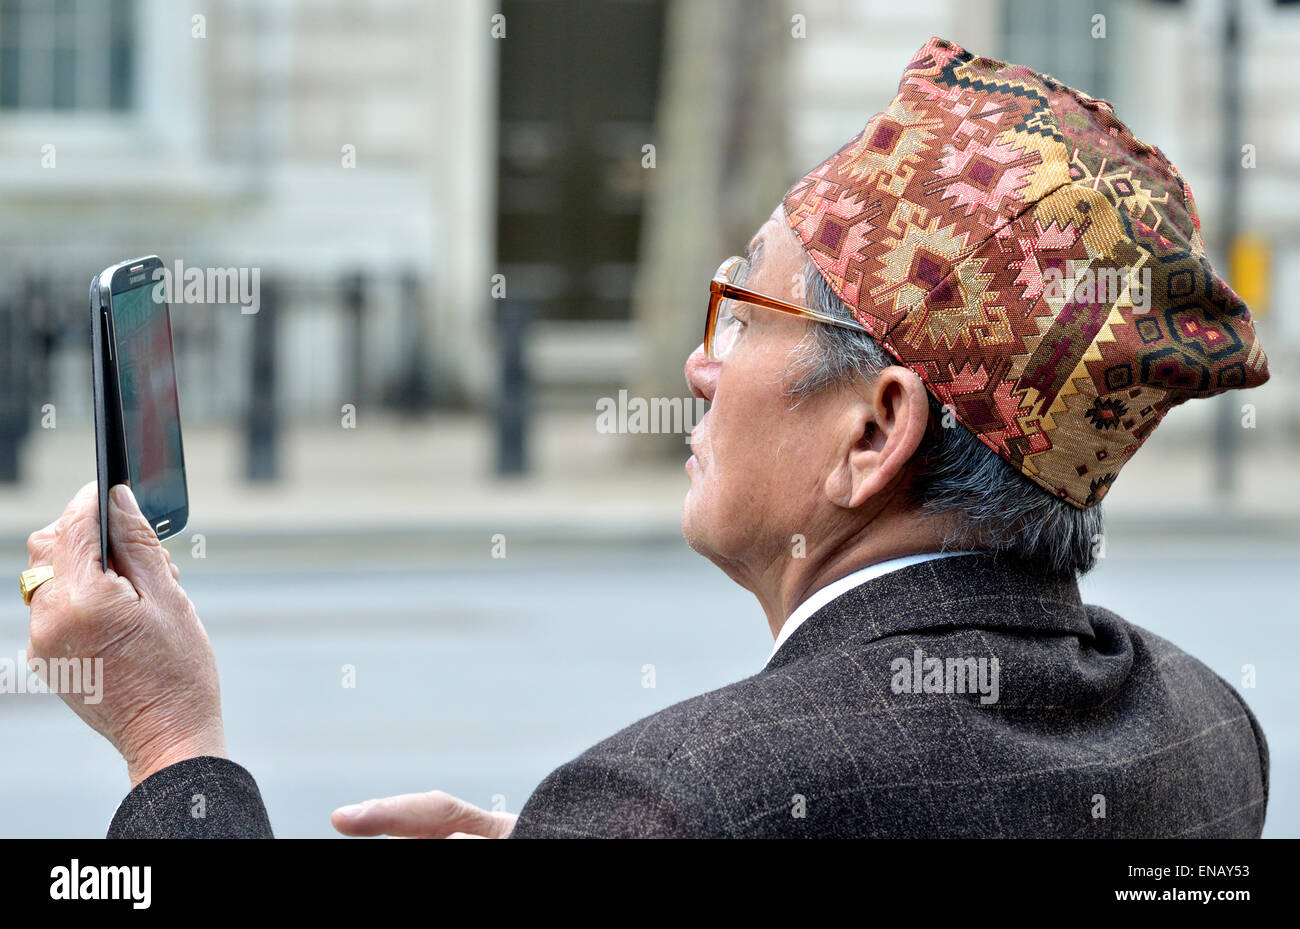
[90,256,189,570]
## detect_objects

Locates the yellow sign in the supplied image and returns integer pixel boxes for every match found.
[1229,234,1270,319]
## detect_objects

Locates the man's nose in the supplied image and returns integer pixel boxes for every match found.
[685,343,719,402]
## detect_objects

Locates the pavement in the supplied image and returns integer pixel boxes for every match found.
[0,412,680,542]
[0,410,1296,554]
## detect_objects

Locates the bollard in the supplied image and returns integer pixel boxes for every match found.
[0,297,28,482]
[392,269,434,415]
[495,302,531,477]
[245,280,279,481]
[343,271,365,410]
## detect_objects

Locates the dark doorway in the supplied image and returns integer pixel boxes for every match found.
[496,0,667,322]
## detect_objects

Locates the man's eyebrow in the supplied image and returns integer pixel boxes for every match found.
[746,237,765,271]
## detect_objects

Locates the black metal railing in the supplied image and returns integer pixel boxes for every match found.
[0,267,443,484]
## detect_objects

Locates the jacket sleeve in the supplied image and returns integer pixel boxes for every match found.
[510,751,697,838]
[107,756,274,838]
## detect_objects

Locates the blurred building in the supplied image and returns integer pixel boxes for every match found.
[0,0,494,435]
[0,0,1297,465]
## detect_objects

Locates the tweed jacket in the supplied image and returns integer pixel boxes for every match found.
[107,552,1268,838]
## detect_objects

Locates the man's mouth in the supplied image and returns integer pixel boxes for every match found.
[687,414,709,468]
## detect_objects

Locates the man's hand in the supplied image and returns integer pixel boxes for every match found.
[331,790,518,838]
[26,482,226,787]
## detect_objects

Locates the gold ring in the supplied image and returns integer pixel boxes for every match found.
[19,565,55,606]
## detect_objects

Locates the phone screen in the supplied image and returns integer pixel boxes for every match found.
[109,279,187,532]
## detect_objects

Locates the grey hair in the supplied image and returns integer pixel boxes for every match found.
[786,261,1104,577]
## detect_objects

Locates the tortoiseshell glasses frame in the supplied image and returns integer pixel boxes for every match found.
[705,256,870,360]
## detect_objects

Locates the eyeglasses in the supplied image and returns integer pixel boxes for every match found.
[705,256,870,361]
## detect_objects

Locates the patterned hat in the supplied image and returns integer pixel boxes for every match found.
[783,37,1269,508]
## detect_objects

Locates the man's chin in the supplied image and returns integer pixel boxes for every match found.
[681,505,755,593]
[680,494,711,557]
[680,498,731,566]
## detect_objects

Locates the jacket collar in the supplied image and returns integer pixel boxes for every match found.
[764,551,1091,671]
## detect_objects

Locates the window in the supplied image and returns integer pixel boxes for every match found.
[0,0,135,111]
[496,0,667,321]
[999,0,1115,101]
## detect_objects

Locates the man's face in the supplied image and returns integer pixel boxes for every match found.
[682,205,855,583]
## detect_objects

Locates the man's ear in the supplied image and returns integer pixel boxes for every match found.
[823,367,931,509]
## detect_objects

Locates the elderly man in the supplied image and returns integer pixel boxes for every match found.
[24,38,1269,838]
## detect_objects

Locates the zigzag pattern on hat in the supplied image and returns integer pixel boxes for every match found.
[784,36,1269,508]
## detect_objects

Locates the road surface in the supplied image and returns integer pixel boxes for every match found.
[0,531,1293,838]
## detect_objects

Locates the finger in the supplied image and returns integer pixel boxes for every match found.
[107,485,173,594]
[26,484,91,570]
[58,481,99,523]
[23,570,58,609]
[331,791,509,838]
[26,523,57,570]
[160,547,181,581]
[48,482,104,592]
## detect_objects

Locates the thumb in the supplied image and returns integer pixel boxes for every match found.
[108,484,172,592]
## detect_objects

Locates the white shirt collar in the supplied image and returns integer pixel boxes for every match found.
[766,551,971,664]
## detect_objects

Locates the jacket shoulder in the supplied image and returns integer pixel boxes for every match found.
[1105,609,1270,822]
[512,670,790,837]
[516,601,1270,838]
[514,656,922,837]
